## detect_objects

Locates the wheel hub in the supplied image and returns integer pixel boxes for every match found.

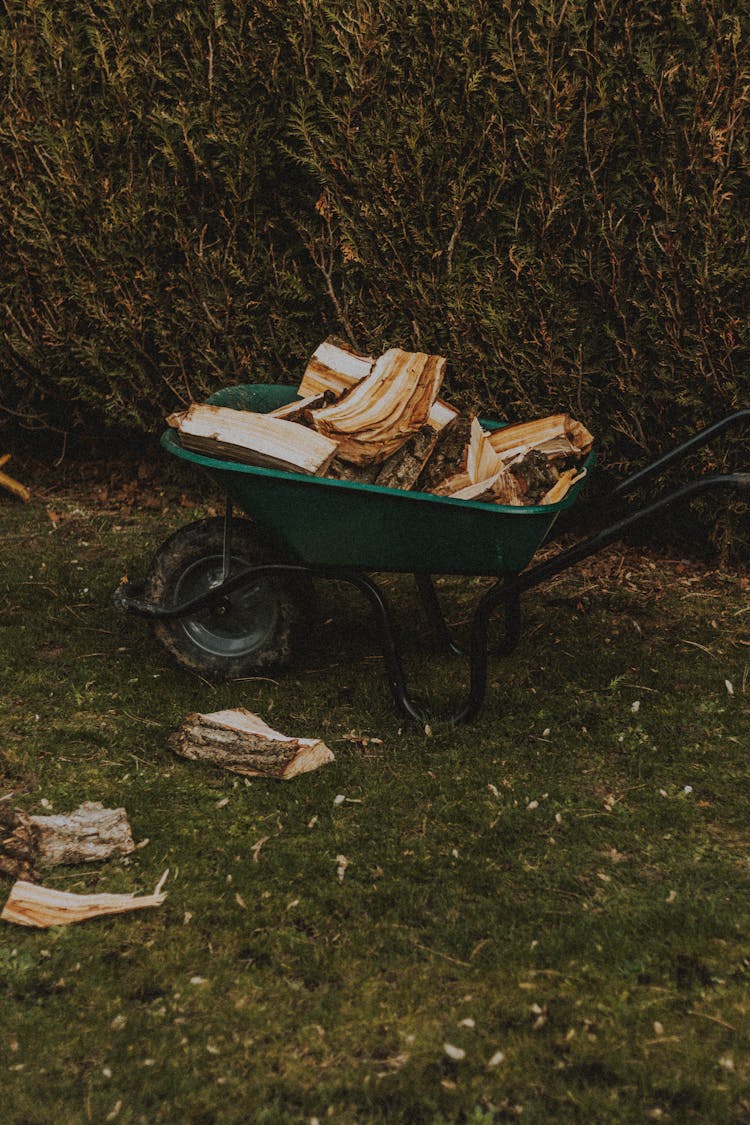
[173,555,280,659]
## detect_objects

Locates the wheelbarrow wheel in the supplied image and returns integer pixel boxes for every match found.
[144,517,310,678]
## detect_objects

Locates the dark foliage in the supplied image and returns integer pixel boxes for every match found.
[1,1,747,543]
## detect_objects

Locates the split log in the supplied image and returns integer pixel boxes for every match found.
[491,467,526,506]
[0,803,135,880]
[170,709,334,780]
[506,449,561,504]
[299,337,375,398]
[1,871,168,929]
[311,349,445,464]
[487,414,593,458]
[326,459,379,484]
[168,404,339,475]
[299,337,457,435]
[450,474,503,502]
[466,417,503,483]
[429,471,472,497]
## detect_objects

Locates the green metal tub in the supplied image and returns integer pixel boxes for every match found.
[161,383,594,577]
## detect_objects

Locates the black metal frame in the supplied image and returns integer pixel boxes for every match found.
[115,411,750,725]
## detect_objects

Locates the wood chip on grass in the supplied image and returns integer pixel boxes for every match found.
[1,870,168,928]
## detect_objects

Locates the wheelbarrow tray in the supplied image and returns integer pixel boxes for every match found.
[161,383,594,576]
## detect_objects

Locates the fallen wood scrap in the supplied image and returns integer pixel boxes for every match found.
[170,708,334,780]
[311,348,446,464]
[0,802,135,880]
[168,404,339,475]
[32,802,135,867]
[1,871,168,928]
[0,454,30,502]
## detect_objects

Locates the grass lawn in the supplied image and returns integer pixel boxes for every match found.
[1,467,749,1124]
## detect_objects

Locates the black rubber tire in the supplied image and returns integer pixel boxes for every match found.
[144,517,309,678]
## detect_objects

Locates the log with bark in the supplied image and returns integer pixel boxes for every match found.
[0,802,135,881]
[372,424,439,490]
[1,871,168,929]
[414,415,474,493]
[170,709,334,780]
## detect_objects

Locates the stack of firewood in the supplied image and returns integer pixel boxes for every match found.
[169,338,593,507]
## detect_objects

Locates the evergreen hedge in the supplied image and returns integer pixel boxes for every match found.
[1,1,748,541]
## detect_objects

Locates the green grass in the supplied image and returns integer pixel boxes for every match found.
[1,484,749,1124]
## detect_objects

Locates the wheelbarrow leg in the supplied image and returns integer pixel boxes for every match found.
[452,580,522,725]
[343,573,426,724]
[414,574,463,656]
[348,573,521,726]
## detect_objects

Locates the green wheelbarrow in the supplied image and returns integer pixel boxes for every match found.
[115,384,750,725]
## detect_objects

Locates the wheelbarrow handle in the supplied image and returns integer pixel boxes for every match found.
[609,409,750,500]
[514,472,750,596]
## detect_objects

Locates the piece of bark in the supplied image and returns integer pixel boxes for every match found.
[372,425,439,490]
[415,415,474,493]
[168,404,339,475]
[325,459,379,484]
[170,708,334,780]
[30,802,135,867]
[1,871,168,929]
[0,806,40,881]
[311,349,445,464]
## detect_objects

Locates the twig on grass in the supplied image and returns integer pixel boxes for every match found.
[688,1010,737,1033]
